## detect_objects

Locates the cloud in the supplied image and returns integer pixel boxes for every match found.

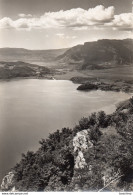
[0,5,132,31]
[73,26,89,31]
[18,13,32,18]
[56,34,77,39]
[106,13,133,31]
[42,5,114,28]
[0,17,13,29]
[72,36,77,39]
[56,33,65,38]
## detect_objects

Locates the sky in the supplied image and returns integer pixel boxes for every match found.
[0,0,132,49]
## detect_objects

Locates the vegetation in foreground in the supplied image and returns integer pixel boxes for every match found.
[1,97,133,192]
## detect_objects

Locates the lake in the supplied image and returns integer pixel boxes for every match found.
[0,79,131,182]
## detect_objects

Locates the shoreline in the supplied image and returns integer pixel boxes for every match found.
[1,75,133,94]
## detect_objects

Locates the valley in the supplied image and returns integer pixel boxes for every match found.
[0,38,133,192]
[0,39,133,92]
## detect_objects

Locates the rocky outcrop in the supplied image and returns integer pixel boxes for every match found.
[1,171,16,191]
[2,124,133,191]
[71,129,94,191]
[73,129,93,169]
[72,128,130,191]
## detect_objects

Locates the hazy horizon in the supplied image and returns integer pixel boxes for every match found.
[0,37,133,50]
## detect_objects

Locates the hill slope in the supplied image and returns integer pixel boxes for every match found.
[0,61,52,79]
[1,97,133,191]
[57,39,133,70]
[0,48,68,64]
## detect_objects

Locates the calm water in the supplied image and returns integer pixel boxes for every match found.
[0,79,131,182]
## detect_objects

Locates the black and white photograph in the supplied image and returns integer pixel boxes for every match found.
[0,0,133,192]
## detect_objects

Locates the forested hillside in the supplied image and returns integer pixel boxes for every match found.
[0,61,52,79]
[1,97,133,191]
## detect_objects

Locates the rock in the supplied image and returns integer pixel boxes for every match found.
[73,129,93,169]
[77,83,98,91]
[75,151,87,169]
[11,186,16,191]
[73,129,93,152]
[120,108,129,114]
[1,171,15,191]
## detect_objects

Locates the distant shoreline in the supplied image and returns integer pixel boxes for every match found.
[0,76,133,95]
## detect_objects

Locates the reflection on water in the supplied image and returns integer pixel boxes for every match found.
[0,79,131,182]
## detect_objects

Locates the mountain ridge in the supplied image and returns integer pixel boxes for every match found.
[57,39,133,70]
[0,47,69,63]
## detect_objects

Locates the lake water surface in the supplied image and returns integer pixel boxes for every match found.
[0,79,131,182]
